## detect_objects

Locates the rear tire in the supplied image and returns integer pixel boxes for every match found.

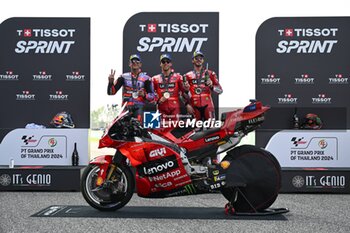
[81,163,135,211]
[220,145,281,212]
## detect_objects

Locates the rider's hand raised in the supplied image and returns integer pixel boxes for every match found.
[108,69,116,84]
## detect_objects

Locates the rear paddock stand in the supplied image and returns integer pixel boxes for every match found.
[224,187,289,216]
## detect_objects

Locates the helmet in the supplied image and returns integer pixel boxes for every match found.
[300,113,322,129]
[160,53,172,62]
[50,111,75,128]
[192,50,205,59]
[129,54,141,62]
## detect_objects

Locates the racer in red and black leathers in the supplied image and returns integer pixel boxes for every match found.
[184,51,223,121]
[152,54,188,121]
[107,54,154,122]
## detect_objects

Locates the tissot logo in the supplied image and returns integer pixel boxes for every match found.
[139,24,209,33]
[147,24,157,33]
[260,74,280,84]
[33,71,52,81]
[284,29,294,37]
[312,94,332,104]
[49,91,69,101]
[16,91,35,100]
[329,74,348,84]
[277,94,297,104]
[66,71,85,81]
[278,28,338,37]
[137,23,209,52]
[24,28,32,37]
[294,74,314,84]
[0,71,19,81]
[15,28,76,54]
[276,28,338,54]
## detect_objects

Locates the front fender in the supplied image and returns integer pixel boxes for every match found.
[89,155,113,186]
[89,155,113,165]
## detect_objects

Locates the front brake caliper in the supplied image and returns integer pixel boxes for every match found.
[96,163,116,186]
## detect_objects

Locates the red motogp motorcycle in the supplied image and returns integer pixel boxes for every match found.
[82,100,287,215]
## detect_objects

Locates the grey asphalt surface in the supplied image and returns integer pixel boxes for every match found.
[0,192,350,233]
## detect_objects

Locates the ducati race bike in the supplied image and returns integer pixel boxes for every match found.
[81,100,287,215]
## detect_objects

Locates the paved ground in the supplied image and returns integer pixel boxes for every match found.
[1,192,350,233]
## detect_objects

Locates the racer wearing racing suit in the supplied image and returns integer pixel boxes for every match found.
[184,51,223,120]
[152,54,188,121]
[107,54,154,122]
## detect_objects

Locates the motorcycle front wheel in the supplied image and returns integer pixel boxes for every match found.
[81,163,135,211]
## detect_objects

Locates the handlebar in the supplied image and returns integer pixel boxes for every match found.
[108,115,150,141]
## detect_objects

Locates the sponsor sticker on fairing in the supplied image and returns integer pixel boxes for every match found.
[204,135,220,143]
[149,147,166,158]
[148,169,181,182]
[139,155,179,176]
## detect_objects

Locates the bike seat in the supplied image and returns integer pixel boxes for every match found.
[143,137,182,154]
[189,127,221,141]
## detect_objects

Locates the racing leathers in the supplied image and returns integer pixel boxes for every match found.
[107,72,154,122]
[152,72,187,121]
[184,69,223,120]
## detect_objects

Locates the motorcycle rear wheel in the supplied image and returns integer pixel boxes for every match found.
[220,145,281,212]
[81,163,135,211]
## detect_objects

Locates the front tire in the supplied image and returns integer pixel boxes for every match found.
[81,163,135,211]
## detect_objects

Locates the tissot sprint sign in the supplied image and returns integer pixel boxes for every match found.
[256,17,350,168]
[256,17,350,110]
[123,12,219,108]
[0,18,90,166]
